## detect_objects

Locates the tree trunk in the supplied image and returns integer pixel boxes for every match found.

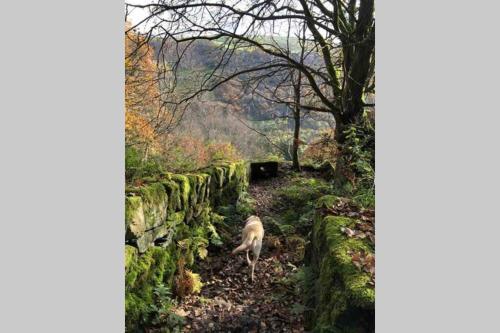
[334,118,345,144]
[340,0,375,132]
[292,106,301,171]
[292,65,303,172]
[332,0,375,188]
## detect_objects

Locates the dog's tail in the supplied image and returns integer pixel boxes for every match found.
[232,232,256,254]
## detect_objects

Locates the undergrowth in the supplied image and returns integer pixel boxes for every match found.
[335,114,375,209]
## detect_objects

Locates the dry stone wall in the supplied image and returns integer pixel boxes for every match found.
[125,161,249,331]
[125,161,249,253]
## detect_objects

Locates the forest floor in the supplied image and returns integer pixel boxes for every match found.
[170,166,320,333]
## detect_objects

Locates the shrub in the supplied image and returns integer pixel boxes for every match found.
[334,112,375,207]
[206,142,241,162]
[127,137,245,178]
[125,146,165,184]
[157,135,209,172]
[173,258,203,298]
[302,129,338,166]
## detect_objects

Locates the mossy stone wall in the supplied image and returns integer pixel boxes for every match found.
[125,161,249,332]
[304,195,375,333]
[125,161,249,252]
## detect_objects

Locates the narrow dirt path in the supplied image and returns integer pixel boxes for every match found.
[173,170,307,333]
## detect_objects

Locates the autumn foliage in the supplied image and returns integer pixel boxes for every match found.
[125,22,242,179]
[125,22,161,150]
[302,129,338,166]
[154,137,242,173]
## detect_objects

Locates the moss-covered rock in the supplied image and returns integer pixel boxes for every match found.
[235,162,250,193]
[315,194,341,209]
[140,182,168,230]
[278,177,333,208]
[162,180,182,213]
[227,162,236,180]
[200,162,247,207]
[136,212,188,253]
[186,174,200,206]
[125,245,137,271]
[171,174,190,210]
[197,173,211,204]
[125,196,146,240]
[304,197,375,332]
[125,245,177,332]
[271,177,334,237]
[184,173,211,209]
[214,166,225,188]
[168,211,186,225]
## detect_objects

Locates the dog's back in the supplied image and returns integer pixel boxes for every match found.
[232,215,265,281]
[242,215,264,242]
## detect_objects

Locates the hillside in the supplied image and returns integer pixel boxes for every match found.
[148,38,333,160]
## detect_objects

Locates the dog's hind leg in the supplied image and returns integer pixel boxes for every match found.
[250,262,255,282]
[250,240,262,282]
[246,250,252,266]
[251,255,260,280]
[232,238,252,255]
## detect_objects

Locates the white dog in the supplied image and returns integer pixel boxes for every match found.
[231,215,265,282]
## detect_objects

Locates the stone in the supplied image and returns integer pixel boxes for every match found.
[140,182,168,229]
[125,196,146,240]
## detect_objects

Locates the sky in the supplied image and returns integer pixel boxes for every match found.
[124,0,305,37]
[125,0,151,27]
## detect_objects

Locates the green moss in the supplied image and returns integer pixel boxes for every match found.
[171,175,191,210]
[279,177,333,206]
[186,173,210,207]
[235,192,256,217]
[125,245,137,270]
[305,205,374,332]
[174,222,190,243]
[125,196,146,240]
[197,173,210,204]
[227,162,236,180]
[315,195,341,209]
[125,186,141,196]
[159,171,173,181]
[186,174,203,206]
[320,216,374,305]
[125,246,177,331]
[214,167,225,188]
[140,183,168,230]
[167,211,186,225]
[234,162,250,192]
[198,161,249,207]
[272,177,333,235]
[162,180,181,213]
[352,187,375,209]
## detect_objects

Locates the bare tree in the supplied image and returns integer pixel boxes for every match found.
[126,0,375,171]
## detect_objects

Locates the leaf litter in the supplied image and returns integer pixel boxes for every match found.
[324,196,375,285]
[168,173,307,332]
[152,166,375,332]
